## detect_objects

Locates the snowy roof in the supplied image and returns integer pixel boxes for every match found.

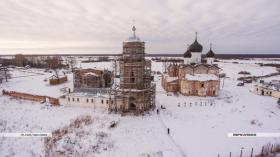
[185,74,219,81]
[66,92,109,98]
[271,80,280,84]
[166,76,178,82]
[180,64,220,69]
[271,85,280,91]
[84,72,100,77]
[49,74,66,79]
[163,74,178,82]
[258,82,280,91]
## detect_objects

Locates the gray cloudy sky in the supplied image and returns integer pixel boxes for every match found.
[0,0,279,54]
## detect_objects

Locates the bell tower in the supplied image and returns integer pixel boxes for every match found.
[110,25,156,114]
[121,26,146,89]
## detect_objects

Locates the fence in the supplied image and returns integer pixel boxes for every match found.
[2,90,60,106]
[176,99,217,108]
[217,143,280,157]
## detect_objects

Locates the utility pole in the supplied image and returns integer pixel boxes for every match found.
[250,148,253,157]
[4,68,8,82]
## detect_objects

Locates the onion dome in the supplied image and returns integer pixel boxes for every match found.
[188,32,203,52]
[206,43,215,58]
[184,46,192,58]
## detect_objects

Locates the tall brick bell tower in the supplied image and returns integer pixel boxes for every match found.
[110,25,156,114]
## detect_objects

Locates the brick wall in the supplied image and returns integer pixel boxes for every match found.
[2,90,60,106]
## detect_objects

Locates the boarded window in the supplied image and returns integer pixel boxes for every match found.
[86,99,89,103]
[77,98,79,102]
[72,98,75,102]
[68,97,70,102]
[106,100,109,104]
[101,100,104,104]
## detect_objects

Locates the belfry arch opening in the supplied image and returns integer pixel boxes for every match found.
[129,96,136,111]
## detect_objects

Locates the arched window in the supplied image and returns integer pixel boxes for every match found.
[201,83,204,88]
[129,97,136,110]
[131,72,135,83]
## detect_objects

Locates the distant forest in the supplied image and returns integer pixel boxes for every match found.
[0,53,280,59]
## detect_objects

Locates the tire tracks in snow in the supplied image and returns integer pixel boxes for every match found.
[156,112,188,157]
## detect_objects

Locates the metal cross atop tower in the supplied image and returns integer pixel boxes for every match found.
[132,19,136,37]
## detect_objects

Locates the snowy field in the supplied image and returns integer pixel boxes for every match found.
[0,58,280,157]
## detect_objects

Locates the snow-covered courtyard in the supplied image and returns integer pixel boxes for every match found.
[0,58,280,157]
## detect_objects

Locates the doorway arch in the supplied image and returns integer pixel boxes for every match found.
[129,96,136,111]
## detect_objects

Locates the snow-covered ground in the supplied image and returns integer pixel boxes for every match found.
[0,58,280,157]
[0,68,73,98]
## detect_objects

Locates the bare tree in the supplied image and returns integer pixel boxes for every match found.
[14,54,27,67]
[46,56,63,78]
[0,67,11,83]
[68,57,77,72]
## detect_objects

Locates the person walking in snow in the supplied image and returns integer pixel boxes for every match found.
[167,128,170,135]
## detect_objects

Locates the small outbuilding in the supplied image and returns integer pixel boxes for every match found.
[253,81,280,98]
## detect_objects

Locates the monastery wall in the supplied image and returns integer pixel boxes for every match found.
[2,90,60,106]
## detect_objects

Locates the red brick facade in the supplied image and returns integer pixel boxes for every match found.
[162,64,220,96]
[2,90,60,106]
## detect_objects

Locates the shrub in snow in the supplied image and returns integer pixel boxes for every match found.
[44,115,94,157]
[238,71,251,75]
[43,115,113,157]
[109,121,118,128]
[96,131,108,139]
[255,143,280,157]
[219,73,226,78]
[0,120,7,132]
[251,120,257,125]
[173,92,179,97]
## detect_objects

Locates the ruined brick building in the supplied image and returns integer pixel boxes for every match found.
[162,33,220,96]
[59,68,113,108]
[74,69,113,89]
[110,25,156,114]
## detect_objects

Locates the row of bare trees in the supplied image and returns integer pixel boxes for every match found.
[0,54,77,83]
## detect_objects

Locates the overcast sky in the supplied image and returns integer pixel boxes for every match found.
[0,0,279,54]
